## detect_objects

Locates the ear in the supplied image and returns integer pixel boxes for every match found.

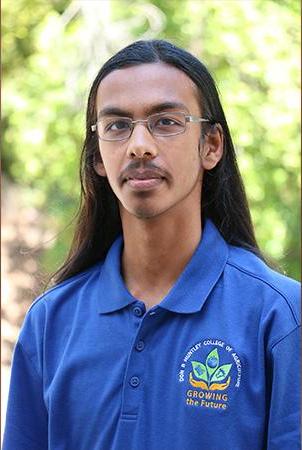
[93,151,107,177]
[200,123,224,170]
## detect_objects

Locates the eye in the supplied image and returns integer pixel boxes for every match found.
[106,119,130,132]
[152,114,184,132]
[156,117,177,127]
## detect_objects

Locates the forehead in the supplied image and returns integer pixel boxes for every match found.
[96,62,201,115]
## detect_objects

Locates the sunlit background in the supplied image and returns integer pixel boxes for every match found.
[2,0,300,436]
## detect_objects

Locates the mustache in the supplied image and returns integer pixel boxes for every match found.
[118,160,170,184]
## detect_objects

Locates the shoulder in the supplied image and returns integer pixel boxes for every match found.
[32,261,103,307]
[21,262,104,337]
[14,262,105,372]
[225,245,300,336]
[227,245,300,299]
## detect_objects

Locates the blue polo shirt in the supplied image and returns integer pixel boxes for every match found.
[3,219,301,450]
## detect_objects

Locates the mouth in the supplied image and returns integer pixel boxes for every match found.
[120,166,168,191]
[124,176,164,190]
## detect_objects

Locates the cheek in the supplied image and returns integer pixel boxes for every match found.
[98,149,120,181]
[166,138,202,179]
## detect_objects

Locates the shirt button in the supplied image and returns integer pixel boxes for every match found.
[129,376,140,388]
[133,306,143,317]
[135,340,145,352]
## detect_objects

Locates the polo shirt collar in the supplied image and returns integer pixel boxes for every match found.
[97,218,228,314]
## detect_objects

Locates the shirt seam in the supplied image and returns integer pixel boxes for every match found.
[5,422,47,448]
[269,325,300,352]
[18,340,43,380]
[28,263,102,312]
[226,261,299,325]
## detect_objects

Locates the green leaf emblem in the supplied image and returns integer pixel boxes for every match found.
[206,348,219,376]
[211,364,232,382]
[191,361,208,382]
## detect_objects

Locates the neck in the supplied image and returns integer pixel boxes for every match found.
[121,204,202,310]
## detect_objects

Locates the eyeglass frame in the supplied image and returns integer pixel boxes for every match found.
[90,111,211,142]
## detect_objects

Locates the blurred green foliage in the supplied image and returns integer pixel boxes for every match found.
[2,0,300,280]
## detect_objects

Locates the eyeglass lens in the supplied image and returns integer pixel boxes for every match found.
[98,112,187,141]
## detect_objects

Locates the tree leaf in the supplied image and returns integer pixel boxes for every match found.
[206,348,219,376]
[210,364,232,383]
[191,361,208,382]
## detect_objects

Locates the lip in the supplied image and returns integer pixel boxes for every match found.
[123,169,165,181]
[125,177,164,191]
[121,167,167,191]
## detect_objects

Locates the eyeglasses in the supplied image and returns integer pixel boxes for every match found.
[91,111,210,141]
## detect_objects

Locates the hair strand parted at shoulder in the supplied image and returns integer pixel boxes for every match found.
[52,39,265,285]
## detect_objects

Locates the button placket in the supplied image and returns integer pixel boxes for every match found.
[132,305,144,317]
[135,340,145,352]
[119,304,150,418]
[129,376,140,388]
[121,305,161,418]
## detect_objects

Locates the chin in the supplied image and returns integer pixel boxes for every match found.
[131,205,163,220]
[120,200,168,220]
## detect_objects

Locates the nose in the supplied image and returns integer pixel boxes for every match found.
[126,122,158,160]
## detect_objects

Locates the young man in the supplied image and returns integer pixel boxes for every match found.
[3,40,300,450]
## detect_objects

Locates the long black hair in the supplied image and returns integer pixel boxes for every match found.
[53,39,264,284]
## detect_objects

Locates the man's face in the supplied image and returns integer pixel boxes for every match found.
[94,62,210,220]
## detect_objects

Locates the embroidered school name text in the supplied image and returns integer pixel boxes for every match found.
[186,390,228,410]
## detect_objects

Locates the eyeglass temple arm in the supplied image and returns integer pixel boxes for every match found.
[187,117,210,123]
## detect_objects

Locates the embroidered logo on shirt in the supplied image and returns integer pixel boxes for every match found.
[178,339,242,411]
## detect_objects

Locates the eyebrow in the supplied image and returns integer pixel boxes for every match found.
[97,102,190,119]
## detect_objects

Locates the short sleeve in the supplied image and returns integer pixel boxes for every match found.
[267,326,301,449]
[3,299,48,450]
